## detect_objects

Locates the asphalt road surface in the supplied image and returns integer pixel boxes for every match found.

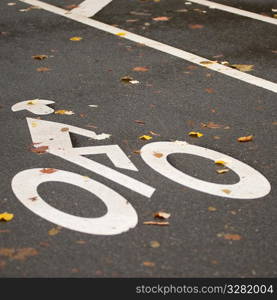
[0,0,276,278]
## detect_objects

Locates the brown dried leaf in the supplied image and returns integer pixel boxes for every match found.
[133,150,141,154]
[205,88,215,94]
[201,122,223,129]
[143,261,155,267]
[143,221,169,226]
[132,66,149,72]
[61,127,69,132]
[40,168,58,174]
[188,24,204,29]
[29,196,38,201]
[153,152,163,158]
[152,16,170,21]
[154,211,171,219]
[64,4,79,9]
[32,54,48,60]
[36,67,50,72]
[223,234,242,241]
[134,120,145,125]
[12,248,38,260]
[30,145,49,154]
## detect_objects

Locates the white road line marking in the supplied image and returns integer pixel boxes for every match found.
[70,0,113,17]
[189,0,277,25]
[12,99,55,115]
[27,118,155,197]
[141,141,271,199]
[19,0,277,94]
[12,168,138,235]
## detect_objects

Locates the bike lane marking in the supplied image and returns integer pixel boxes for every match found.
[70,0,113,17]
[189,0,277,25]
[19,0,277,94]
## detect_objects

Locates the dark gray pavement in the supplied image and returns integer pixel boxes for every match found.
[0,0,276,277]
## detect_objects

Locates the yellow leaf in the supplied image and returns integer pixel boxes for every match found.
[188,131,203,138]
[139,135,152,140]
[70,36,82,41]
[214,160,226,165]
[230,64,254,72]
[237,135,253,142]
[116,32,126,36]
[54,110,74,115]
[0,212,14,222]
[216,168,229,174]
[208,206,217,211]
[31,121,38,128]
[222,189,231,194]
[48,226,61,236]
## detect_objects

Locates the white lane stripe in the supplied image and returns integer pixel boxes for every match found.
[189,0,277,25]
[19,0,277,94]
[70,0,113,17]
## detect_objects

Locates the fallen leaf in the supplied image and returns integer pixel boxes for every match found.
[216,169,229,174]
[188,131,203,138]
[132,66,149,72]
[29,196,38,201]
[32,54,48,60]
[237,135,253,142]
[70,36,82,41]
[133,150,141,154]
[153,152,163,158]
[188,24,204,29]
[143,221,169,226]
[201,122,223,128]
[200,61,217,65]
[222,189,231,194]
[121,76,134,83]
[12,248,38,260]
[48,226,61,236]
[134,120,145,125]
[116,32,126,36]
[152,16,170,21]
[40,168,57,174]
[139,135,152,140]
[205,88,215,94]
[143,261,155,267]
[230,64,254,72]
[0,248,38,260]
[223,234,242,241]
[214,160,226,165]
[55,109,74,115]
[208,206,217,211]
[0,212,14,222]
[154,211,171,219]
[30,145,49,154]
[36,67,50,72]
[64,4,79,9]
[150,241,160,248]
[61,127,69,132]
